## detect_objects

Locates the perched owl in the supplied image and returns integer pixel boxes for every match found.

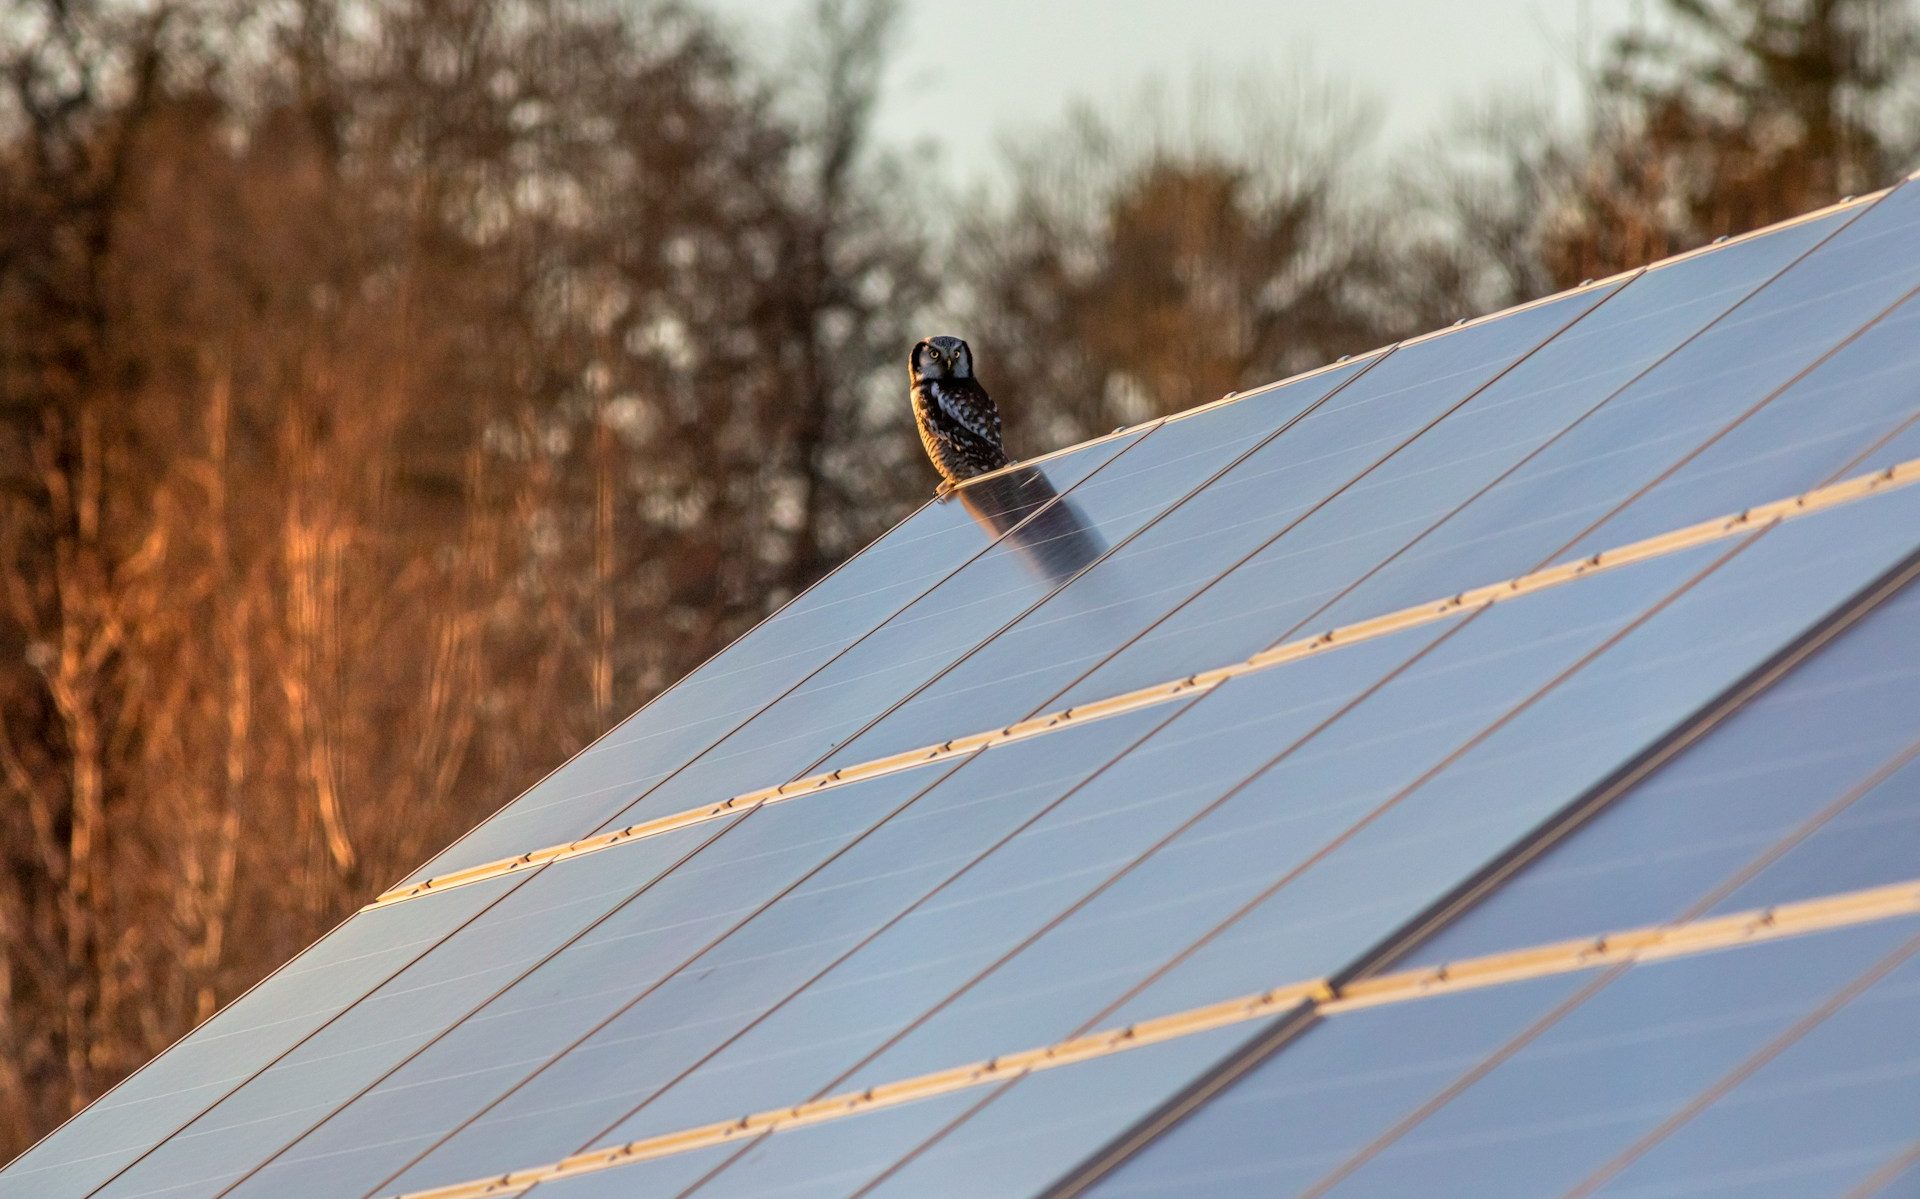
[910,335,1008,491]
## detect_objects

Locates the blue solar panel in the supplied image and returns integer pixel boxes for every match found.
[1056,200,1869,706]
[1402,571,1920,966]
[569,356,1378,840]
[1083,916,1920,1198]
[408,431,1147,882]
[687,1024,1259,1199]
[834,549,1742,1082]
[1578,947,1920,1199]
[0,876,517,1199]
[843,1024,1257,1198]
[572,629,1455,1153]
[818,284,1621,765]
[1314,920,1920,1199]
[249,705,1189,1196]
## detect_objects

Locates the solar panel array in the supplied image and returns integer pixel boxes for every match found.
[7,175,1920,1199]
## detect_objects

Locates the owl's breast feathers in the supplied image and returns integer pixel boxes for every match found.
[913,378,1008,484]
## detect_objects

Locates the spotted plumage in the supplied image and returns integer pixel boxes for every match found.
[909,335,1008,491]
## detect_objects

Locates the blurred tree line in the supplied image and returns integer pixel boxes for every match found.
[0,0,1914,1155]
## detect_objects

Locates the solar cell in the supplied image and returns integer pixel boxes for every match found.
[1572,949,1920,1199]
[1309,918,1920,1199]
[1077,975,1592,1196]
[515,1086,997,1199]
[592,1023,1263,1199]
[93,821,740,1198]
[1704,752,1920,916]
[834,1023,1255,1199]
[815,482,1920,1092]
[1297,179,1920,636]
[1558,287,1920,559]
[540,628,1452,1157]
[1096,485,1920,1026]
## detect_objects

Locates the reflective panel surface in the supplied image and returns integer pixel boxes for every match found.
[1085,918,1920,1198]
[1303,182,1920,635]
[0,877,514,1199]
[572,357,1376,841]
[857,1023,1255,1199]
[1316,919,1920,1199]
[408,431,1145,881]
[1582,945,1920,1198]
[580,625,1452,1152]
[1106,484,1920,1026]
[230,760,986,1198]
[1404,573,1920,966]
[98,822,737,1199]
[1064,202,1867,705]
[825,286,1617,765]
[379,703,1192,1194]
[1082,973,1592,1197]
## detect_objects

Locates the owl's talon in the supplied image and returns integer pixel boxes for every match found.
[935,479,955,497]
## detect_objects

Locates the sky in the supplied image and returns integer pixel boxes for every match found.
[704,0,1648,185]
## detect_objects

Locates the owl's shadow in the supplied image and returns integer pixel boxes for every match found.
[950,466,1107,587]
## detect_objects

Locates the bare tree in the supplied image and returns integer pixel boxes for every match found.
[1410,0,1920,301]
[952,72,1402,449]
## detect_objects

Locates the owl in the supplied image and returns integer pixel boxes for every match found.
[909,335,1008,491]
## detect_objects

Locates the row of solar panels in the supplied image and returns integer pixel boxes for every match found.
[5,174,1919,1198]
[514,556,1920,1199]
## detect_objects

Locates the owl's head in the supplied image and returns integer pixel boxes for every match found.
[911,335,973,382]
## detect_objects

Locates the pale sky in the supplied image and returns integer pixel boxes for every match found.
[704,0,1648,184]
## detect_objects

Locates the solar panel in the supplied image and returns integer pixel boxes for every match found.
[1060,562,1920,1196]
[1315,917,1920,1198]
[236,706,1193,1196]
[551,354,1383,837]
[1402,572,1920,966]
[0,875,520,1199]
[408,430,1148,882]
[7,177,1920,1199]
[1052,198,1874,705]
[1081,916,1920,1198]
[1566,945,1920,1199]
[817,282,1623,765]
